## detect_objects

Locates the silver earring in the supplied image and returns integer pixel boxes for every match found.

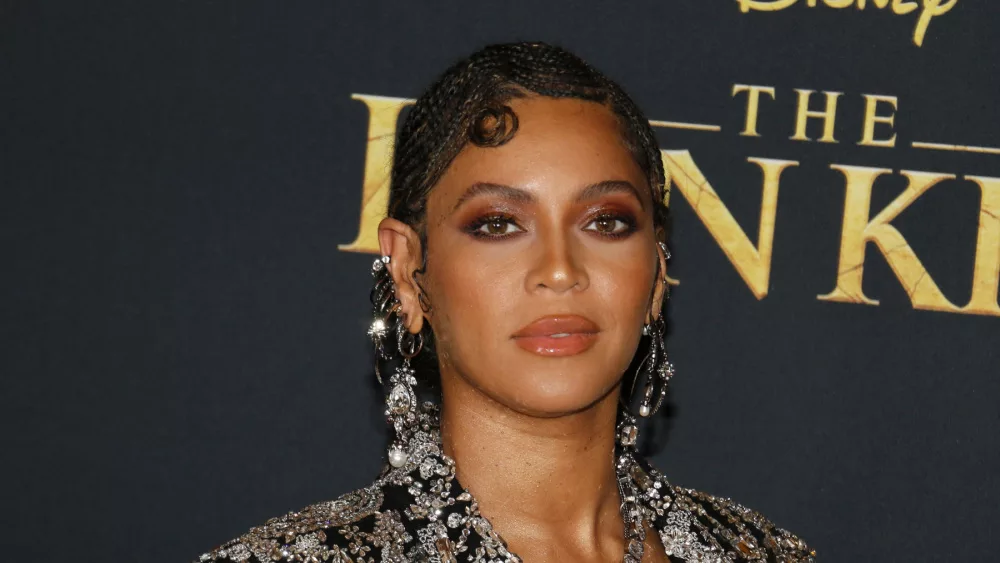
[634,241,675,418]
[386,320,422,468]
[369,255,396,384]
[368,255,424,468]
[617,407,639,448]
[636,316,674,418]
[659,241,671,261]
[618,248,676,448]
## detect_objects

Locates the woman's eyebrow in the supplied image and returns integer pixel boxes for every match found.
[451,182,534,213]
[575,180,646,210]
[451,179,646,213]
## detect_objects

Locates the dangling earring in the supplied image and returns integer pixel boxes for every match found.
[386,319,422,468]
[631,242,676,419]
[617,407,640,449]
[637,316,673,417]
[368,255,424,468]
[618,244,676,450]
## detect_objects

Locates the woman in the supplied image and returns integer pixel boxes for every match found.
[195,42,815,563]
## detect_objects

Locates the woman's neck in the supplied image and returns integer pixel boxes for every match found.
[438,375,626,559]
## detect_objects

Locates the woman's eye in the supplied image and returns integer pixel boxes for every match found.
[584,215,633,236]
[467,213,634,240]
[475,217,523,237]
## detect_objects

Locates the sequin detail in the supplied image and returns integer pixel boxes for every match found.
[196,407,816,562]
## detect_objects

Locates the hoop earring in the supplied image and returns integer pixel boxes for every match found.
[618,318,675,450]
[618,244,676,448]
[637,316,673,417]
[368,255,425,468]
[640,241,675,417]
[369,256,395,384]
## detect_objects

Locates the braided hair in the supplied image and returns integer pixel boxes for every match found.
[382,41,671,382]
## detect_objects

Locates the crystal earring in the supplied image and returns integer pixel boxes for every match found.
[634,241,675,418]
[659,241,671,261]
[636,316,674,417]
[618,244,676,450]
[369,255,396,384]
[386,320,422,468]
[617,407,640,449]
[368,255,424,468]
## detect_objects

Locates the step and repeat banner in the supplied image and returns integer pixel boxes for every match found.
[4,2,996,562]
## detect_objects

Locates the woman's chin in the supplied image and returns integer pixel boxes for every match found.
[493,378,619,418]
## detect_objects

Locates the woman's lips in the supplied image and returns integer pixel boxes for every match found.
[511,315,600,357]
[513,333,599,356]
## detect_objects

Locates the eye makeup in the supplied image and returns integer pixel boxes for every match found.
[460,206,640,242]
[463,212,525,241]
[582,210,638,239]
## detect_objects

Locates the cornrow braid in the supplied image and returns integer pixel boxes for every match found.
[381,41,672,384]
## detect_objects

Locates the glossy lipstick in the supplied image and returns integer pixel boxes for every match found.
[511,315,600,357]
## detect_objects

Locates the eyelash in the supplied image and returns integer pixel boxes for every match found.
[463,212,638,241]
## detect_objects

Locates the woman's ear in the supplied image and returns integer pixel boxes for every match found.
[377,218,426,335]
[646,241,669,324]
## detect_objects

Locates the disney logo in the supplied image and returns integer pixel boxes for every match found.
[736,0,958,47]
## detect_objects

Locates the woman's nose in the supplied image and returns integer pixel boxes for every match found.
[525,227,590,294]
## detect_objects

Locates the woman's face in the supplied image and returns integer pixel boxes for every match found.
[418,95,665,417]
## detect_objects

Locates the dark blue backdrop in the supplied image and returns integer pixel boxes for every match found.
[2,2,998,561]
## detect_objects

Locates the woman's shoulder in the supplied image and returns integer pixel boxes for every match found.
[195,454,817,563]
[654,476,816,562]
[194,483,389,563]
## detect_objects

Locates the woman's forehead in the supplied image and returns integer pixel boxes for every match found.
[429,96,648,206]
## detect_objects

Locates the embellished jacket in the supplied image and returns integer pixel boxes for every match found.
[195,410,816,563]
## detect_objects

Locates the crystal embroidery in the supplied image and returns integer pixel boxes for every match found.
[196,405,816,562]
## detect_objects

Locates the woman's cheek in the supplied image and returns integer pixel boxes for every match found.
[432,268,494,351]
